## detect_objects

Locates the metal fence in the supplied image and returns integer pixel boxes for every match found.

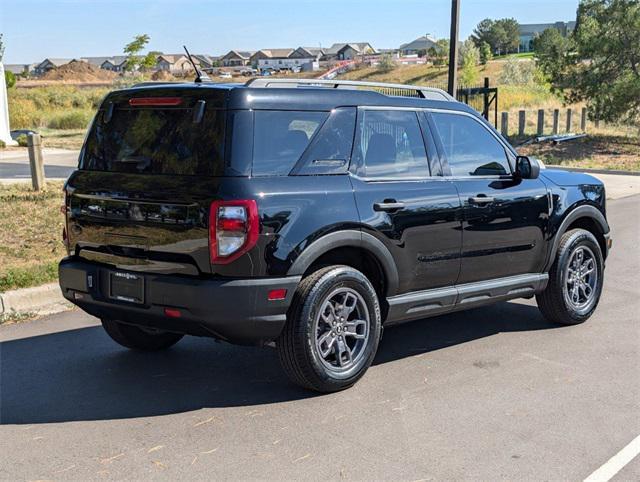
[425,77,498,127]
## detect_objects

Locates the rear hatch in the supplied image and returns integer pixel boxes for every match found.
[65,85,229,276]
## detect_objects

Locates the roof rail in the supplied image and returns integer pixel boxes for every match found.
[244,78,455,101]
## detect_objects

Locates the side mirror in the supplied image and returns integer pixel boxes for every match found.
[515,156,540,179]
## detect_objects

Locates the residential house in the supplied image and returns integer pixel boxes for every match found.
[156,54,200,73]
[34,58,76,76]
[100,56,128,72]
[518,21,576,52]
[398,35,438,56]
[193,54,218,72]
[4,63,36,76]
[289,47,325,71]
[221,50,254,67]
[324,43,376,61]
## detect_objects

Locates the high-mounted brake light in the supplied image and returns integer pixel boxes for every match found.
[209,200,259,265]
[128,97,183,107]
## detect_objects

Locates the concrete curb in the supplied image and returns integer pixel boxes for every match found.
[0,283,71,316]
[547,165,640,176]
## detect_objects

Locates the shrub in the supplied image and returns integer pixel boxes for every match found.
[499,58,537,85]
[377,55,395,73]
[47,110,92,129]
[16,134,28,147]
[5,70,16,89]
[0,140,6,149]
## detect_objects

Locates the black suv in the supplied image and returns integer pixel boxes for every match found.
[59,78,611,392]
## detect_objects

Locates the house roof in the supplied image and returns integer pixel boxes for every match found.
[100,56,128,66]
[4,64,36,74]
[325,43,374,55]
[296,47,325,57]
[399,35,438,51]
[222,50,254,60]
[38,58,76,68]
[253,48,295,59]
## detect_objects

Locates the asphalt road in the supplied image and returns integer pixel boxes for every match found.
[1,195,639,481]
[0,148,78,180]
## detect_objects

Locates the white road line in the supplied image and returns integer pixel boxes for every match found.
[584,434,640,482]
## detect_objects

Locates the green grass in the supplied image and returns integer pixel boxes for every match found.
[493,52,535,60]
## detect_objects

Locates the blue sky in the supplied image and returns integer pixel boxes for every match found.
[1,0,579,63]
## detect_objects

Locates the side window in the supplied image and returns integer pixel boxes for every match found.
[354,110,429,179]
[253,111,327,176]
[294,107,356,175]
[432,112,511,177]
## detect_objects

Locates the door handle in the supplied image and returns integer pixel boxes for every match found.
[373,201,405,212]
[468,195,495,205]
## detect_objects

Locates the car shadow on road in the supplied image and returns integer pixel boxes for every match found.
[1,301,556,425]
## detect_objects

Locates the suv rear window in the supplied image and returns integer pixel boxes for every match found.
[252,111,327,176]
[81,106,225,176]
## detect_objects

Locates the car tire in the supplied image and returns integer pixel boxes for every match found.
[277,265,382,393]
[101,319,184,351]
[537,228,604,325]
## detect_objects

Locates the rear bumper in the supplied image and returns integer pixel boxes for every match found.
[58,258,300,345]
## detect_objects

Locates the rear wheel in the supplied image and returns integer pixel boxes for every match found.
[537,229,604,325]
[277,265,382,392]
[101,319,184,351]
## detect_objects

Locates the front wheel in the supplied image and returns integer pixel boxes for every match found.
[537,228,604,325]
[277,265,382,392]
[101,319,184,351]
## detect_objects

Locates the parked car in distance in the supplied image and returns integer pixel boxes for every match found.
[218,71,232,79]
[59,78,611,392]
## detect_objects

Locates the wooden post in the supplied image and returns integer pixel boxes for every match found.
[552,109,559,135]
[581,107,587,132]
[501,112,509,136]
[595,116,600,129]
[518,110,526,136]
[566,108,573,132]
[537,109,545,136]
[27,133,46,191]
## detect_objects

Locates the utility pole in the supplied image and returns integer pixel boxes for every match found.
[447,0,460,96]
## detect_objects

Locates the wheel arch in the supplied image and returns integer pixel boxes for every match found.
[287,230,399,298]
[544,204,610,272]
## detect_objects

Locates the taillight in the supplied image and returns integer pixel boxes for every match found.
[128,97,183,106]
[209,200,259,264]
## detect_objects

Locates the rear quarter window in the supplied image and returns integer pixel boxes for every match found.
[252,111,327,176]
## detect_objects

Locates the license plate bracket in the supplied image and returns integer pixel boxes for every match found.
[109,271,144,304]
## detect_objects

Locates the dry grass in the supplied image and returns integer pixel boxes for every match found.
[0,182,66,291]
[518,135,640,172]
[39,128,87,150]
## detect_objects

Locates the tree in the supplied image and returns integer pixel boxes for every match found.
[140,51,161,71]
[459,39,480,85]
[471,19,496,49]
[123,34,150,71]
[472,18,520,55]
[429,39,449,66]
[536,0,640,125]
[496,18,520,53]
[479,41,493,65]
[0,33,4,62]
